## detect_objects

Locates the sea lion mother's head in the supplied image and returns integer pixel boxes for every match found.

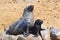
[24,5,34,12]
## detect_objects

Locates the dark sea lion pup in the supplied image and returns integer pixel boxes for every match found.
[6,5,34,37]
[29,19,45,37]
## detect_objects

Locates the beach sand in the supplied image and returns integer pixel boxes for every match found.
[0,0,60,32]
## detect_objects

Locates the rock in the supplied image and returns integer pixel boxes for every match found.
[17,36,25,40]
[0,32,42,40]
[41,28,51,40]
[0,27,60,40]
[49,27,60,40]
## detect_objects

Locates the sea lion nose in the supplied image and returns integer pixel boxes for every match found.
[30,5,34,7]
[27,5,34,12]
[29,5,34,9]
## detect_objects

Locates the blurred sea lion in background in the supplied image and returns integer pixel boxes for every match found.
[49,27,60,40]
[6,5,34,37]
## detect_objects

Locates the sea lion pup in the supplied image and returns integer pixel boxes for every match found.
[29,19,45,37]
[6,5,34,37]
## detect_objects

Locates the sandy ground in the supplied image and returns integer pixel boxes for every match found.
[0,0,60,32]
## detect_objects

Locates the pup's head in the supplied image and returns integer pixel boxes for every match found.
[34,19,45,30]
[35,19,43,26]
[24,5,34,12]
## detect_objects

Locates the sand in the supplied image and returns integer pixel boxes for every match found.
[0,0,60,32]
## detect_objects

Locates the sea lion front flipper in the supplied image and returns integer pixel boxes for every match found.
[23,23,30,37]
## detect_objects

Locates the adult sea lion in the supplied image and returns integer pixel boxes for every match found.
[6,5,34,37]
